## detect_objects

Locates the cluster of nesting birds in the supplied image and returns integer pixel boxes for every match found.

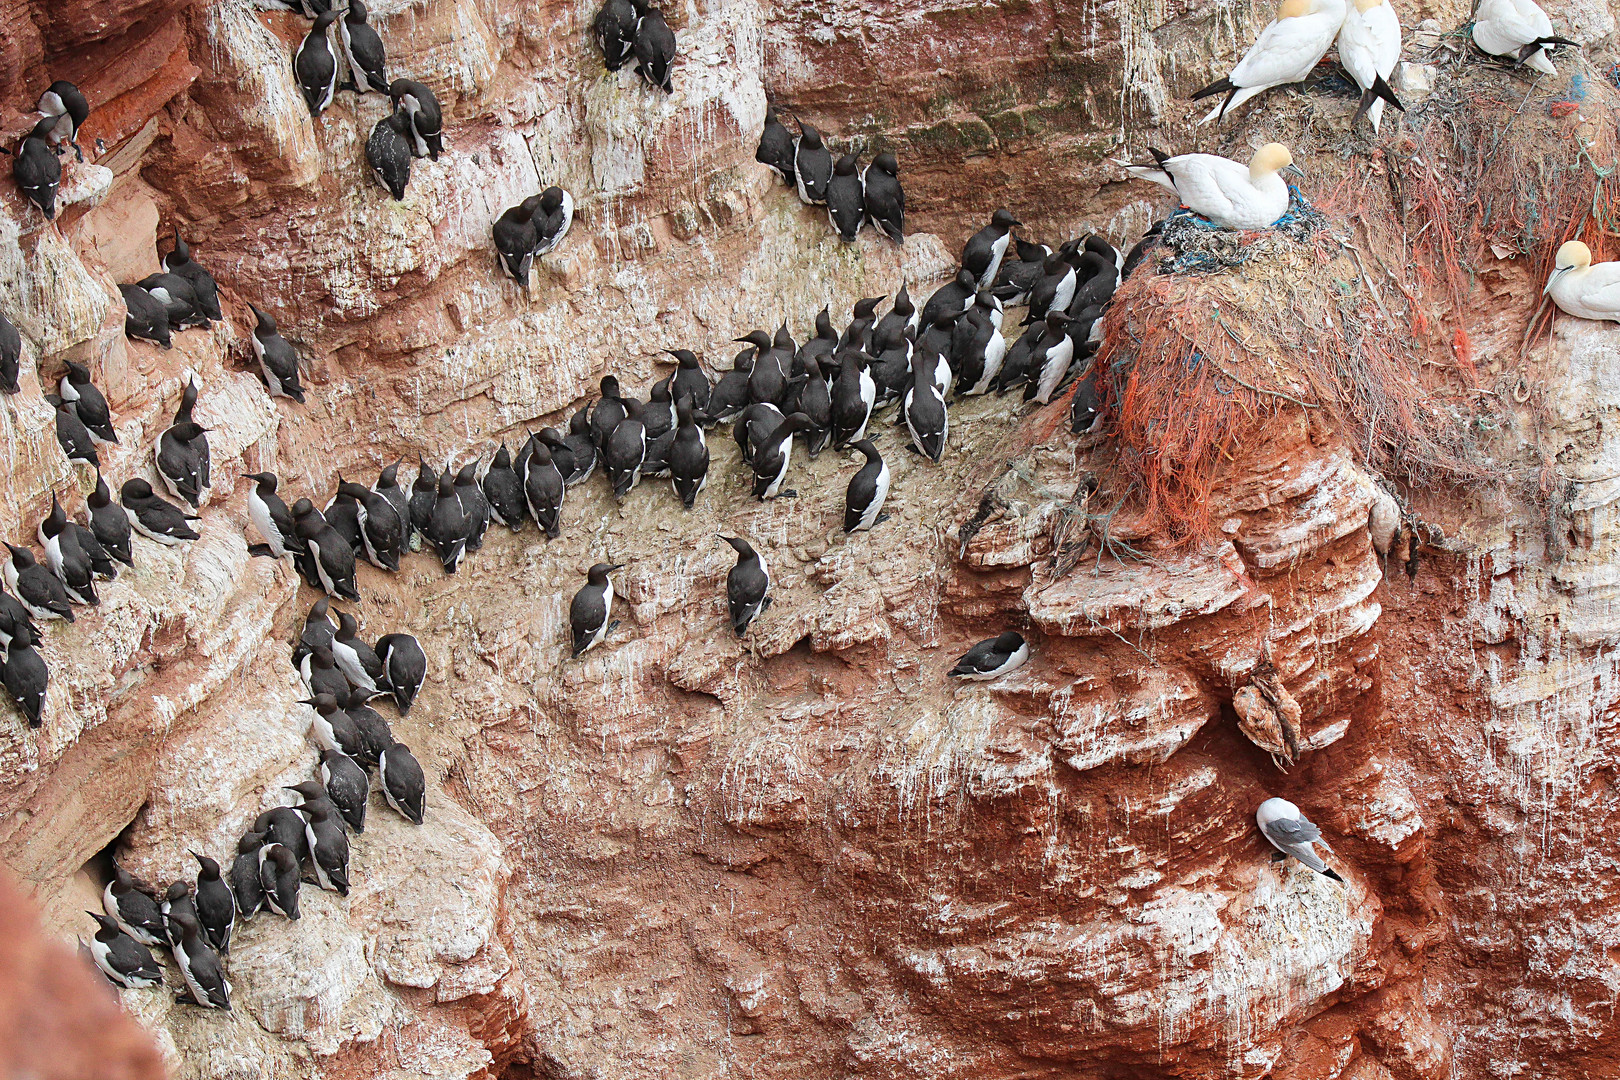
[1,374,235,730]
[592,0,678,92]
[19,0,1604,998]
[276,0,446,199]
[754,107,906,244]
[84,593,427,1008]
[1112,0,1580,232]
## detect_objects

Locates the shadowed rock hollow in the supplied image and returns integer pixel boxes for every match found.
[2,0,1620,1078]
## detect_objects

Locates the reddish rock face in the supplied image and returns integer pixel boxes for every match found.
[0,0,1618,1079]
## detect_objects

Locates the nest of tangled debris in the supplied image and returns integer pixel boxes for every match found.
[1089,54,1620,543]
[1146,188,1329,276]
[1095,215,1496,543]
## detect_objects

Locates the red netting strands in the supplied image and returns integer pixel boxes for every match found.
[1095,236,1496,544]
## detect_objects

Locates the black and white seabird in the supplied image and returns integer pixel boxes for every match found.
[735,330,785,406]
[294,9,343,118]
[756,105,796,185]
[303,645,356,704]
[5,543,73,622]
[0,596,36,653]
[325,489,365,560]
[948,631,1030,679]
[992,236,1050,304]
[58,361,115,444]
[916,309,957,364]
[3,622,48,727]
[1256,797,1345,882]
[190,852,236,953]
[244,472,296,558]
[874,285,921,341]
[368,108,414,200]
[295,512,360,600]
[561,408,598,484]
[85,912,163,989]
[319,747,370,832]
[161,880,199,949]
[481,443,526,530]
[0,307,19,394]
[665,349,711,416]
[953,303,1006,396]
[376,632,425,714]
[287,783,351,894]
[119,284,172,349]
[294,597,334,666]
[47,395,98,467]
[229,831,265,920]
[38,495,96,606]
[453,461,490,551]
[13,116,62,220]
[1025,311,1077,404]
[826,154,864,242]
[248,305,306,402]
[995,320,1045,395]
[339,0,389,93]
[138,272,209,330]
[164,377,211,497]
[643,376,677,442]
[379,739,426,824]
[1026,252,1077,323]
[590,376,629,450]
[160,228,223,321]
[424,470,470,573]
[961,208,1021,291]
[793,122,833,205]
[631,0,676,92]
[729,403,777,473]
[387,78,444,159]
[332,609,386,691]
[707,347,753,423]
[795,309,838,379]
[595,0,639,70]
[862,152,905,242]
[103,863,166,947]
[750,412,814,500]
[903,353,949,462]
[787,362,831,457]
[843,439,890,533]
[255,803,314,865]
[373,459,410,535]
[533,186,574,256]
[67,514,120,582]
[523,440,565,538]
[604,398,648,500]
[156,421,209,509]
[532,428,574,490]
[305,691,365,759]
[344,686,395,766]
[829,350,876,448]
[493,194,541,288]
[920,269,978,328]
[570,562,621,657]
[868,324,913,408]
[668,403,709,509]
[88,471,133,566]
[1070,366,1100,434]
[408,456,438,548]
[38,81,90,162]
[258,844,302,920]
[722,536,769,637]
[338,479,404,571]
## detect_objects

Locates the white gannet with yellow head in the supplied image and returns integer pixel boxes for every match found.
[1472,0,1577,74]
[1545,241,1620,323]
[1338,0,1404,131]
[1125,143,1302,230]
[1192,0,1349,123]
